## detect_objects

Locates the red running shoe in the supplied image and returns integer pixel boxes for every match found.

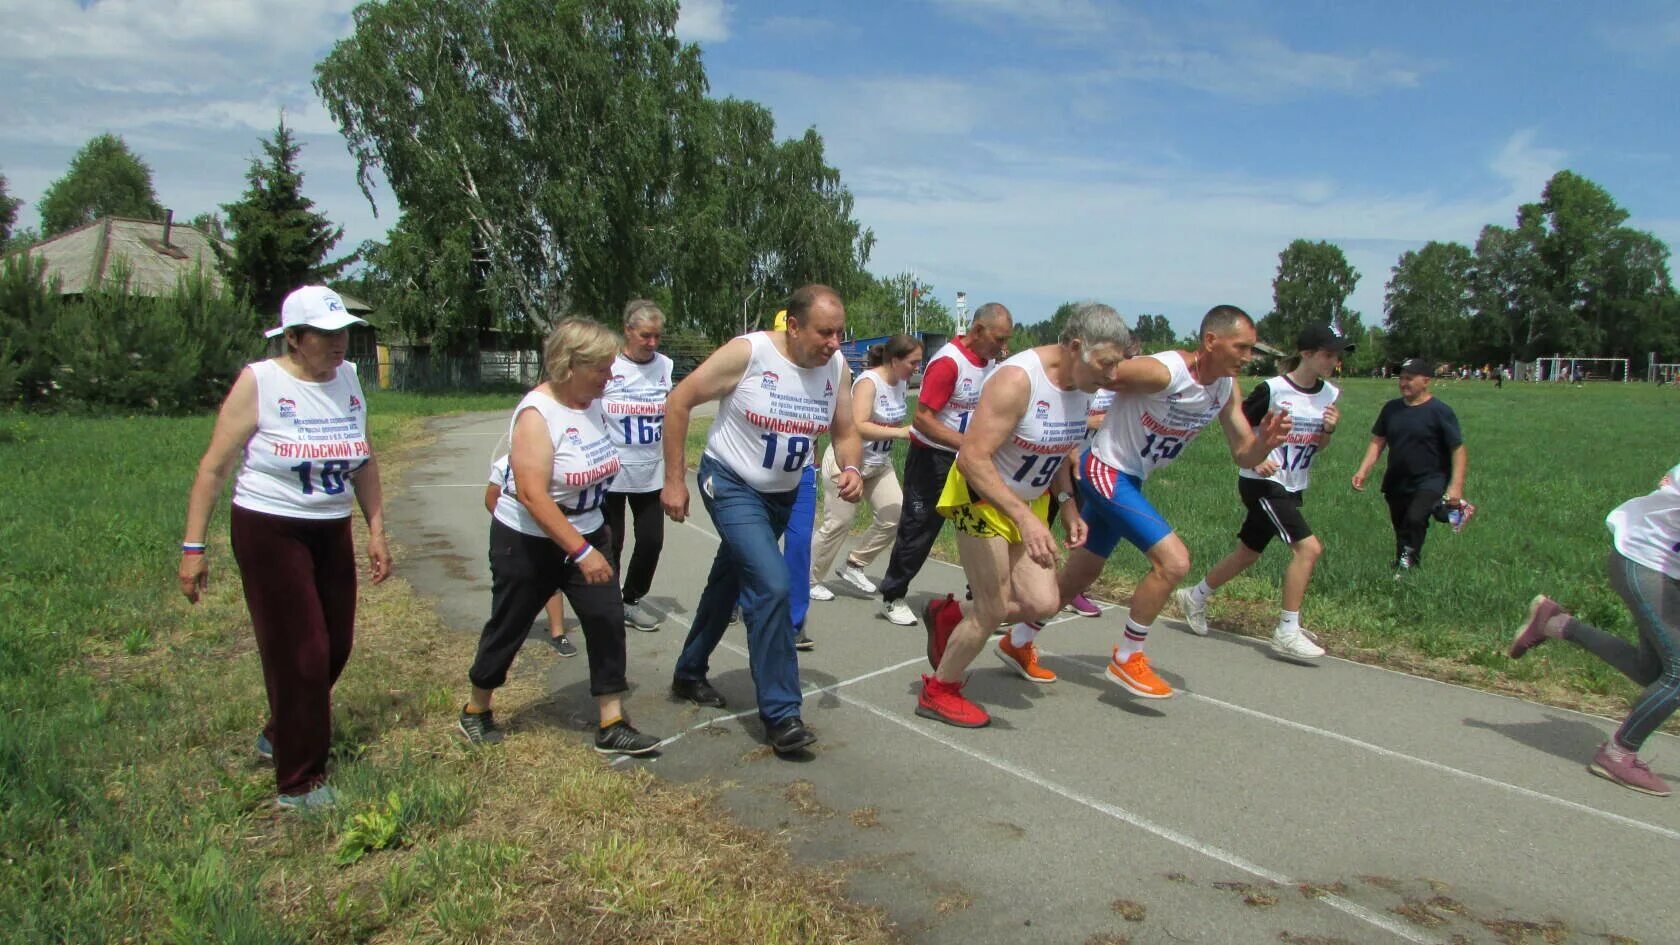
[922,594,962,670]
[915,674,991,728]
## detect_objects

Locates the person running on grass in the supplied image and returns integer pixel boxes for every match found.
[1508,464,1680,797]
[602,299,674,632]
[459,319,662,756]
[876,305,1013,626]
[917,303,1133,727]
[1350,358,1470,575]
[662,285,865,756]
[1052,305,1291,700]
[487,455,574,657]
[1175,323,1351,661]
[809,335,922,604]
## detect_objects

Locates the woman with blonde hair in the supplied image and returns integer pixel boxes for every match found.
[458,318,662,756]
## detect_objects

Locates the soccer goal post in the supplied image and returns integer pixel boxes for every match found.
[1648,353,1680,384]
[1535,355,1629,383]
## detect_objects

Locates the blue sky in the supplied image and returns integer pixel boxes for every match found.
[3,0,1676,338]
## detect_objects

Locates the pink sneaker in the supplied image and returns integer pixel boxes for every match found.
[1589,743,1671,797]
[1065,593,1102,617]
[1509,595,1565,659]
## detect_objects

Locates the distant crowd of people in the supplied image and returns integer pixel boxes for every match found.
[179,284,1679,810]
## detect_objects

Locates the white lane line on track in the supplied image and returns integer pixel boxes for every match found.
[609,611,927,766]
[834,690,1436,945]
[1042,649,1680,844]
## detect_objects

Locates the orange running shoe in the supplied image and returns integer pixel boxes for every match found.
[995,635,1056,683]
[915,675,991,728]
[1105,647,1173,699]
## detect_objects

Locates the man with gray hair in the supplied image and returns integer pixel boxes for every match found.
[915,304,1133,727]
[877,303,1013,626]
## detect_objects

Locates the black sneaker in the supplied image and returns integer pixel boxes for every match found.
[766,716,817,755]
[671,676,728,708]
[548,634,578,658]
[795,630,815,651]
[457,707,505,745]
[594,719,662,756]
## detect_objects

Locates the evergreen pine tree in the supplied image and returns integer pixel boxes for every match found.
[219,116,354,317]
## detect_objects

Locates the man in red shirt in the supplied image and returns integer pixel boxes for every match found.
[877,303,1013,625]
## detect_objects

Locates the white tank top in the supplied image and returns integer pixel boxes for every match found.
[1083,388,1116,442]
[1239,375,1339,493]
[602,351,673,493]
[704,332,845,491]
[1607,462,1680,579]
[984,349,1091,502]
[857,368,909,469]
[232,359,371,520]
[1090,351,1233,482]
[492,388,621,537]
[908,339,994,452]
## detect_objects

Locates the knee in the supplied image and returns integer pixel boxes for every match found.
[1021,588,1061,623]
[876,502,902,529]
[1294,536,1323,562]
[1154,551,1190,586]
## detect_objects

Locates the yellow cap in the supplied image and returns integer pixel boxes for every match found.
[772,309,788,332]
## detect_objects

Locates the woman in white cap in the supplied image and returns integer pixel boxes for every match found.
[178,285,391,811]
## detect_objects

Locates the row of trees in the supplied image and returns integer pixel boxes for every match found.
[1259,171,1675,370]
[318,0,875,349]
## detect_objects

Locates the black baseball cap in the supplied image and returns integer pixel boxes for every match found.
[1295,323,1355,354]
[1399,357,1435,376]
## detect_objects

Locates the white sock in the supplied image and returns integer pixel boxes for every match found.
[1191,580,1214,605]
[1277,610,1300,634]
[1116,619,1149,660]
[1010,621,1042,647]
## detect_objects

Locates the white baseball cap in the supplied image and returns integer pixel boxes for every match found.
[264,286,367,338]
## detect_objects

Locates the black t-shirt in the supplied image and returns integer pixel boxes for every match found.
[1371,396,1462,494]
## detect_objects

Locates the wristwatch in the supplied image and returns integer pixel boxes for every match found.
[1056,491,1074,505]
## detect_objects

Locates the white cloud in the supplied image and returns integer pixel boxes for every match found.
[676,0,730,43]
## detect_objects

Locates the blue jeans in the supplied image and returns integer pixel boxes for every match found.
[675,455,802,724]
[785,465,817,631]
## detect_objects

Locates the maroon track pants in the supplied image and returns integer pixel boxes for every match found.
[229,504,357,796]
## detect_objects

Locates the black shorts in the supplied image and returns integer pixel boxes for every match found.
[1236,477,1313,552]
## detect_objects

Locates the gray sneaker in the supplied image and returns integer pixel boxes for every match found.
[836,563,878,594]
[457,708,505,745]
[1174,587,1209,636]
[255,732,274,762]
[547,634,578,658]
[623,600,662,631]
[275,784,338,811]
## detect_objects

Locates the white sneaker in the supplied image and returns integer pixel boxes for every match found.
[836,563,878,594]
[808,582,835,602]
[1270,627,1325,661]
[1173,587,1209,636]
[881,599,916,626]
[623,600,662,630]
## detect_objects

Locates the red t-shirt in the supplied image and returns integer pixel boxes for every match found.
[918,336,984,413]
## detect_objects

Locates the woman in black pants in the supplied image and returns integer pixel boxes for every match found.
[1509,464,1680,797]
[459,318,662,756]
[602,299,674,631]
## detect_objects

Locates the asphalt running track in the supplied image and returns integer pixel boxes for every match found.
[393,411,1680,945]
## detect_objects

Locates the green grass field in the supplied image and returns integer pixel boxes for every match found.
[0,393,890,945]
[790,377,1676,714]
